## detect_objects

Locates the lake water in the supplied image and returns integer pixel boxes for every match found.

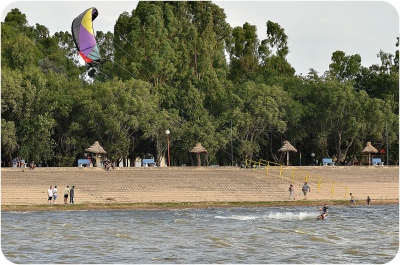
[1,204,399,264]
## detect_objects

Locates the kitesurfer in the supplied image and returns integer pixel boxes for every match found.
[318,204,328,219]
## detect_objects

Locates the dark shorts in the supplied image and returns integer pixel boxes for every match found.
[64,194,68,198]
[48,196,52,200]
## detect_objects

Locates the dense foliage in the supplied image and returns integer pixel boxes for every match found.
[1,1,399,167]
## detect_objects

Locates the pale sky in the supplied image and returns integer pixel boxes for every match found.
[1,0,399,75]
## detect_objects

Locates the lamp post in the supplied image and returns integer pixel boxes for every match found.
[131,137,136,167]
[311,153,315,166]
[166,130,170,167]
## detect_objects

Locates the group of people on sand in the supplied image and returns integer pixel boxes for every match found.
[47,185,75,205]
[13,157,25,167]
[289,183,372,205]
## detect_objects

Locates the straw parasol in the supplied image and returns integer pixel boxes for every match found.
[362,141,378,166]
[189,143,208,166]
[278,140,297,166]
[85,141,107,167]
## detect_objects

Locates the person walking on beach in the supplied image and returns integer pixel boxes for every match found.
[47,186,53,205]
[367,196,371,205]
[29,160,36,170]
[52,185,58,204]
[64,185,70,204]
[70,186,75,204]
[289,184,295,200]
[302,182,310,200]
[350,193,356,204]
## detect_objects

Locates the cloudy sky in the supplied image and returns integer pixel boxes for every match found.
[1,0,399,75]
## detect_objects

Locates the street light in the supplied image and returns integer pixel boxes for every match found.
[166,130,170,167]
[131,137,136,167]
[311,153,315,166]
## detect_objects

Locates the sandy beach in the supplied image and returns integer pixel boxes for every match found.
[1,166,398,210]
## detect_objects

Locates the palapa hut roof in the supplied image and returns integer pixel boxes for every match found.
[189,143,208,154]
[278,140,297,153]
[362,142,378,153]
[85,141,107,154]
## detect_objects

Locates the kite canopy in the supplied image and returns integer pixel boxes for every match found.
[71,7,101,67]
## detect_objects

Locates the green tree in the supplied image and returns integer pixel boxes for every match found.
[228,22,259,83]
[227,81,289,162]
[259,20,295,77]
[1,120,18,166]
[329,50,361,82]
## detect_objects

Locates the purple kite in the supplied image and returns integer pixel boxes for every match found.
[71,7,101,67]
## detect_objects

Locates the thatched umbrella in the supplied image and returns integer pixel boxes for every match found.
[362,141,378,166]
[278,140,297,166]
[189,143,208,166]
[85,141,107,167]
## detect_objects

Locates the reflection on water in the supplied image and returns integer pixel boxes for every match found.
[1,204,399,264]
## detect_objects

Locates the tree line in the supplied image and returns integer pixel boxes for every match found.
[1,1,398,167]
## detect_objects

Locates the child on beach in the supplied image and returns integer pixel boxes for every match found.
[350,193,355,204]
[47,186,53,205]
[289,184,295,200]
[52,185,58,204]
[64,185,70,204]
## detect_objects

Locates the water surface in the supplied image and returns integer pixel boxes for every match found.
[1,204,398,263]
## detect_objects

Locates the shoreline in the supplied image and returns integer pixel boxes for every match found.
[2,166,399,211]
[2,199,398,212]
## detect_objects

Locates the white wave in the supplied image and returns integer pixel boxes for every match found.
[267,211,316,220]
[215,215,259,221]
[215,211,318,221]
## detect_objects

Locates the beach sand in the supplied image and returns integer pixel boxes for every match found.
[1,166,398,210]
